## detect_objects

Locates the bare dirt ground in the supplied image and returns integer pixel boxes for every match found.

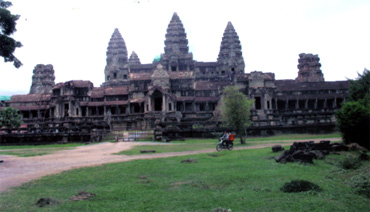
[0,138,340,193]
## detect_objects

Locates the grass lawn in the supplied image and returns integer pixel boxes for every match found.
[0,143,83,157]
[1,145,368,211]
[118,132,341,156]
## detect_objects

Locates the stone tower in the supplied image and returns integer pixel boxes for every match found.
[29,64,55,94]
[104,28,130,85]
[161,12,194,71]
[217,22,245,77]
[129,51,141,65]
[296,53,324,82]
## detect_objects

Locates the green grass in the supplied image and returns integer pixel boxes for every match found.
[117,132,341,156]
[0,147,368,212]
[0,143,83,157]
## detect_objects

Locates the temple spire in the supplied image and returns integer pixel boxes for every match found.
[164,12,189,55]
[217,21,245,74]
[106,28,128,66]
[129,51,141,65]
[104,28,130,84]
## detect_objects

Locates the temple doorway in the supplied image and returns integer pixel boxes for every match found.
[152,90,163,111]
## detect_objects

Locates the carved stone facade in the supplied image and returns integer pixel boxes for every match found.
[29,64,55,94]
[2,12,350,139]
[296,53,324,82]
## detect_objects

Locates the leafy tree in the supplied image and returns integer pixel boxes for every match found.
[348,69,370,103]
[0,0,22,68]
[0,107,23,133]
[336,69,370,149]
[221,86,254,144]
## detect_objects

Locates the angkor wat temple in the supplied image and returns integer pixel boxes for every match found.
[1,13,350,141]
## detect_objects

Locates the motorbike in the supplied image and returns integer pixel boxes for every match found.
[216,138,234,151]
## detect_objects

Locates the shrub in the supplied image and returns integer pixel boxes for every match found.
[336,101,370,150]
[338,155,361,170]
[280,180,322,193]
[349,172,370,198]
[336,69,370,150]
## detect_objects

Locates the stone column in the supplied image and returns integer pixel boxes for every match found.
[162,95,166,112]
[285,99,288,110]
[148,96,152,112]
[314,98,318,109]
[333,97,337,108]
[296,99,299,109]
[305,98,308,109]
[275,98,278,110]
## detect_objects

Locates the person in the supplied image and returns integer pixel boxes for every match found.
[220,131,230,145]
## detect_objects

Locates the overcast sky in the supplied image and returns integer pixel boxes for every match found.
[0,0,369,95]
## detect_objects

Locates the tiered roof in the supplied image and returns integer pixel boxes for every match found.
[217,22,244,66]
[106,28,128,65]
[164,13,189,55]
[129,51,141,65]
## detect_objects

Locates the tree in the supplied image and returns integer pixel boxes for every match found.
[336,69,370,149]
[221,86,254,144]
[0,0,22,68]
[0,107,23,133]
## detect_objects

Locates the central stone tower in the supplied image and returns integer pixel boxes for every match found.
[160,12,194,71]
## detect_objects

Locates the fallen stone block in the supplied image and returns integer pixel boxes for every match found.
[272,145,284,152]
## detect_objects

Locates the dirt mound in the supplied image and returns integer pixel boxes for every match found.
[280,180,322,193]
[35,197,60,207]
[69,191,96,201]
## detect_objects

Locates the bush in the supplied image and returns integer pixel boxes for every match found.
[338,155,361,170]
[336,101,369,150]
[349,172,370,198]
[336,69,370,150]
[280,180,322,193]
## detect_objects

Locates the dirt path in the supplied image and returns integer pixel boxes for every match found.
[0,138,340,193]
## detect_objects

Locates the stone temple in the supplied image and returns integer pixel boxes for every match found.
[1,13,350,141]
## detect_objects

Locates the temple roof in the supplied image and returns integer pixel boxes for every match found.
[104,86,129,95]
[168,71,193,79]
[275,80,350,92]
[54,80,93,89]
[10,94,51,102]
[194,81,234,90]
[129,73,152,81]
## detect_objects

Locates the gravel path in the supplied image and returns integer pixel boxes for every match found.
[0,138,340,193]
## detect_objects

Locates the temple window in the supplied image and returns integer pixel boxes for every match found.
[113,73,117,79]
[124,74,127,79]
[255,97,262,110]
